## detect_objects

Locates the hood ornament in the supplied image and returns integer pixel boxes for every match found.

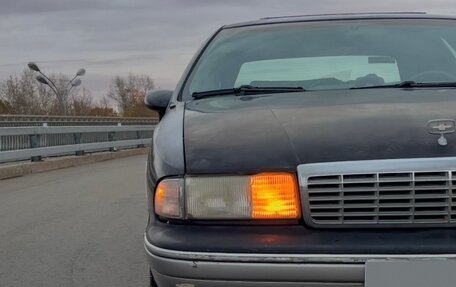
[428,119,456,146]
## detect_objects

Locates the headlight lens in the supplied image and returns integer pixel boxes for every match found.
[155,173,301,220]
[186,176,251,219]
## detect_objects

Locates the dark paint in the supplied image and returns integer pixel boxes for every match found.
[144,90,173,118]
[145,102,185,213]
[224,13,456,29]
[146,222,456,254]
[184,88,456,174]
[146,14,456,255]
[147,88,456,253]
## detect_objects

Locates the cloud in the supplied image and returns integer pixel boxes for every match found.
[0,0,155,15]
[1,0,456,98]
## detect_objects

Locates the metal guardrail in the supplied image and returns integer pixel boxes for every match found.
[0,125,154,163]
[0,115,158,127]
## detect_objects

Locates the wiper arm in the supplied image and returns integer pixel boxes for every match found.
[192,85,305,99]
[410,81,456,88]
[350,81,456,90]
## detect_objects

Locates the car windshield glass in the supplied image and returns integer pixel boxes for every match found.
[183,19,456,100]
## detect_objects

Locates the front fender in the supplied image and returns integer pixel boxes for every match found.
[146,102,185,213]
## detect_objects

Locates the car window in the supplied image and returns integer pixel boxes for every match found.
[234,56,401,87]
[184,19,456,100]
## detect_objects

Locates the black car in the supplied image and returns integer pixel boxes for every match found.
[144,13,456,287]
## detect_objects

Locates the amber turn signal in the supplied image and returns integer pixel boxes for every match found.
[250,173,301,219]
[154,179,182,218]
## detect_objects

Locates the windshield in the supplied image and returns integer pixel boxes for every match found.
[183,19,456,100]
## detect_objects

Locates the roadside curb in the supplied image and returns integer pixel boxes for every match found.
[0,148,149,180]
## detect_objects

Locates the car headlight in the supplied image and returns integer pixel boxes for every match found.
[154,173,301,220]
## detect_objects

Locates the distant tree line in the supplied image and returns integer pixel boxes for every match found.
[0,69,157,118]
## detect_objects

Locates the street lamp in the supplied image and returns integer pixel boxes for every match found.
[76,68,86,77]
[27,62,86,116]
[27,62,41,72]
[71,78,82,88]
[35,75,48,85]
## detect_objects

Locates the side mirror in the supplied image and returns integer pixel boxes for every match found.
[145,90,173,118]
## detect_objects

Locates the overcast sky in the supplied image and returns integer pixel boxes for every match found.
[1,0,456,100]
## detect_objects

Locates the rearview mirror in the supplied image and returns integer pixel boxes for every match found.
[145,90,173,118]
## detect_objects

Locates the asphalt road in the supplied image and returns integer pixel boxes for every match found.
[0,155,149,287]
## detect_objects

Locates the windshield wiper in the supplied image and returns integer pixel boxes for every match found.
[192,85,305,99]
[350,81,456,90]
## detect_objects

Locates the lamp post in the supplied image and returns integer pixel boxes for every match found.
[27,62,85,116]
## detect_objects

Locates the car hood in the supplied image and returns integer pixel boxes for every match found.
[184,89,456,174]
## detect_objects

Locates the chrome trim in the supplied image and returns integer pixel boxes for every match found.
[298,157,456,177]
[147,248,364,285]
[144,234,456,263]
[298,157,456,228]
[428,119,456,135]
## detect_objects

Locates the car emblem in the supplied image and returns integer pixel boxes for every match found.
[427,119,456,146]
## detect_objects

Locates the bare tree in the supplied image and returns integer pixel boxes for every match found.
[99,96,112,110]
[0,69,80,115]
[0,99,11,114]
[44,73,80,115]
[107,76,130,114]
[107,73,155,116]
[72,87,93,116]
[135,74,155,96]
[1,70,45,114]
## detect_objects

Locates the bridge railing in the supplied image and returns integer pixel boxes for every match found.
[0,124,155,163]
[0,115,158,127]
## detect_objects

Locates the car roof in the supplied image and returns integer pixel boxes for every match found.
[223,12,456,29]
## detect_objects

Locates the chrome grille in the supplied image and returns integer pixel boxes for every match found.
[298,158,456,227]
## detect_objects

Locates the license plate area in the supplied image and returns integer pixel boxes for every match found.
[365,260,456,287]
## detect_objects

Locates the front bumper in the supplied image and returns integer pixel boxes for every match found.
[145,234,456,287]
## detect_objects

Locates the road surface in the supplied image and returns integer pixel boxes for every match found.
[0,155,149,287]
